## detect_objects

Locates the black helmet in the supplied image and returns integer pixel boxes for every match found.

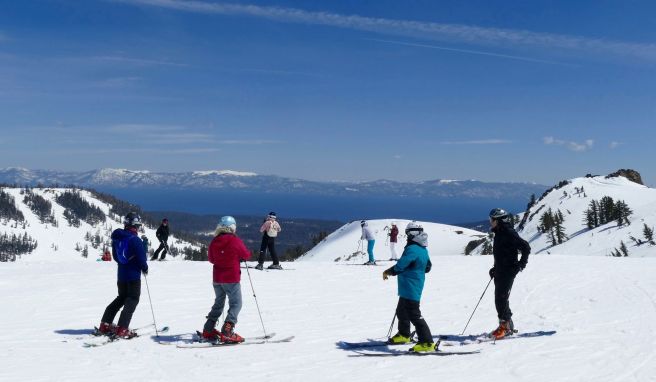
[489,208,511,223]
[123,212,143,227]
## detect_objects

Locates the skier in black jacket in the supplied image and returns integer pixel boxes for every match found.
[151,218,169,261]
[488,208,530,339]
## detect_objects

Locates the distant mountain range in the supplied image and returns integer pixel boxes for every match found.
[0,167,546,200]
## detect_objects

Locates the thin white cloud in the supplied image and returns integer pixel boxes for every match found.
[94,76,143,89]
[366,38,574,66]
[440,139,512,145]
[543,136,594,152]
[91,55,188,67]
[609,141,622,149]
[113,0,656,62]
[217,139,283,145]
[393,154,402,159]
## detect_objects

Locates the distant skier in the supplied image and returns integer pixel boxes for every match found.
[141,235,149,255]
[255,212,282,270]
[360,220,376,265]
[101,248,112,262]
[388,222,399,261]
[151,218,169,261]
[488,208,531,339]
[201,216,251,343]
[383,222,435,352]
[97,212,148,339]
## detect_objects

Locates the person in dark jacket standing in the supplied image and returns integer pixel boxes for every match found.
[383,222,435,352]
[151,218,169,261]
[255,212,282,270]
[488,208,531,339]
[97,212,149,339]
[202,216,251,343]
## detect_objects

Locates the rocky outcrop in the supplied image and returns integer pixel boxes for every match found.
[606,169,643,185]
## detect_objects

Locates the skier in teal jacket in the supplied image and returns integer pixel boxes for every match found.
[383,221,435,352]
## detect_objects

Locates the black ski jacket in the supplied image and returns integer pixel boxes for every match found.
[156,225,169,243]
[492,222,530,273]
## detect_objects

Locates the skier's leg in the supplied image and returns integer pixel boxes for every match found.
[117,280,141,328]
[258,236,268,265]
[367,240,375,262]
[395,298,412,337]
[406,299,433,343]
[203,283,227,332]
[101,281,128,324]
[223,283,243,325]
[160,241,167,260]
[390,242,397,260]
[494,272,515,321]
[268,237,279,265]
[152,243,164,260]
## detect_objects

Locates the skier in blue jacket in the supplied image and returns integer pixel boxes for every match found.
[97,212,149,339]
[383,222,435,352]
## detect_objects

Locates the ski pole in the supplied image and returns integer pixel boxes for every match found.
[460,276,493,335]
[243,261,268,341]
[386,312,396,339]
[143,274,160,338]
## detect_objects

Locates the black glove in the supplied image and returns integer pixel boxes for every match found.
[142,268,148,276]
[489,267,495,279]
[518,261,527,272]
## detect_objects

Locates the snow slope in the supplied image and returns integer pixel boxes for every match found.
[516,176,656,257]
[300,219,485,262]
[1,257,655,381]
[0,188,198,261]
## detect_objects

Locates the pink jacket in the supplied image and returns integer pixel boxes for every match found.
[208,233,251,283]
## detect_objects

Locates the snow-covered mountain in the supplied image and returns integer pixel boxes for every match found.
[472,172,656,257]
[0,187,199,262]
[0,167,545,199]
[300,219,485,262]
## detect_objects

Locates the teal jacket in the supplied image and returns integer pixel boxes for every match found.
[387,240,432,302]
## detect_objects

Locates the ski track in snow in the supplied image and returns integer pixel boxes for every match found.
[1,256,656,381]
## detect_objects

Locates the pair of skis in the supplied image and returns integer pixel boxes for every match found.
[83,324,170,347]
[172,332,295,348]
[337,339,480,357]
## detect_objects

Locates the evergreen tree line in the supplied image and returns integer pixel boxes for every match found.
[55,190,106,227]
[0,232,37,261]
[583,196,633,229]
[0,189,25,223]
[21,189,57,226]
[539,208,567,246]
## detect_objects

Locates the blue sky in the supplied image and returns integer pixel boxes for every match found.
[0,0,654,184]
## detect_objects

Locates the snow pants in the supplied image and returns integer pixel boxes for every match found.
[258,235,279,265]
[152,241,168,260]
[396,297,433,343]
[494,270,516,321]
[389,242,398,260]
[367,240,375,262]
[204,283,243,332]
[101,280,141,328]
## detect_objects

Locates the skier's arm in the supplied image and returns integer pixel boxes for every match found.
[511,230,531,268]
[234,239,252,261]
[391,249,416,275]
[132,237,148,274]
[260,221,269,233]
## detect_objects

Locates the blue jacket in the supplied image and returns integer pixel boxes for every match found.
[112,228,148,282]
[387,242,432,302]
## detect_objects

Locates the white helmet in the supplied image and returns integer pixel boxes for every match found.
[405,221,423,237]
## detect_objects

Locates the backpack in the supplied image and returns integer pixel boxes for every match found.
[113,237,132,265]
[267,221,279,237]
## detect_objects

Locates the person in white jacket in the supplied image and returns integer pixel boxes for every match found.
[255,212,282,270]
[360,220,376,265]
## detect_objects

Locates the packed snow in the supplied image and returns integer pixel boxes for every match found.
[1,256,655,381]
[301,219,484,262]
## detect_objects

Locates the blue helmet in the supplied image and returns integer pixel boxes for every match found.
[219,215,237,228]
[123,212,142,227]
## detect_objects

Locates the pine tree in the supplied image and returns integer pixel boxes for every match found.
[619,241,629,257]
[554,210,567,244]
[644,224,655,245]
[614,200,633,226]
[599,196,615,225]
